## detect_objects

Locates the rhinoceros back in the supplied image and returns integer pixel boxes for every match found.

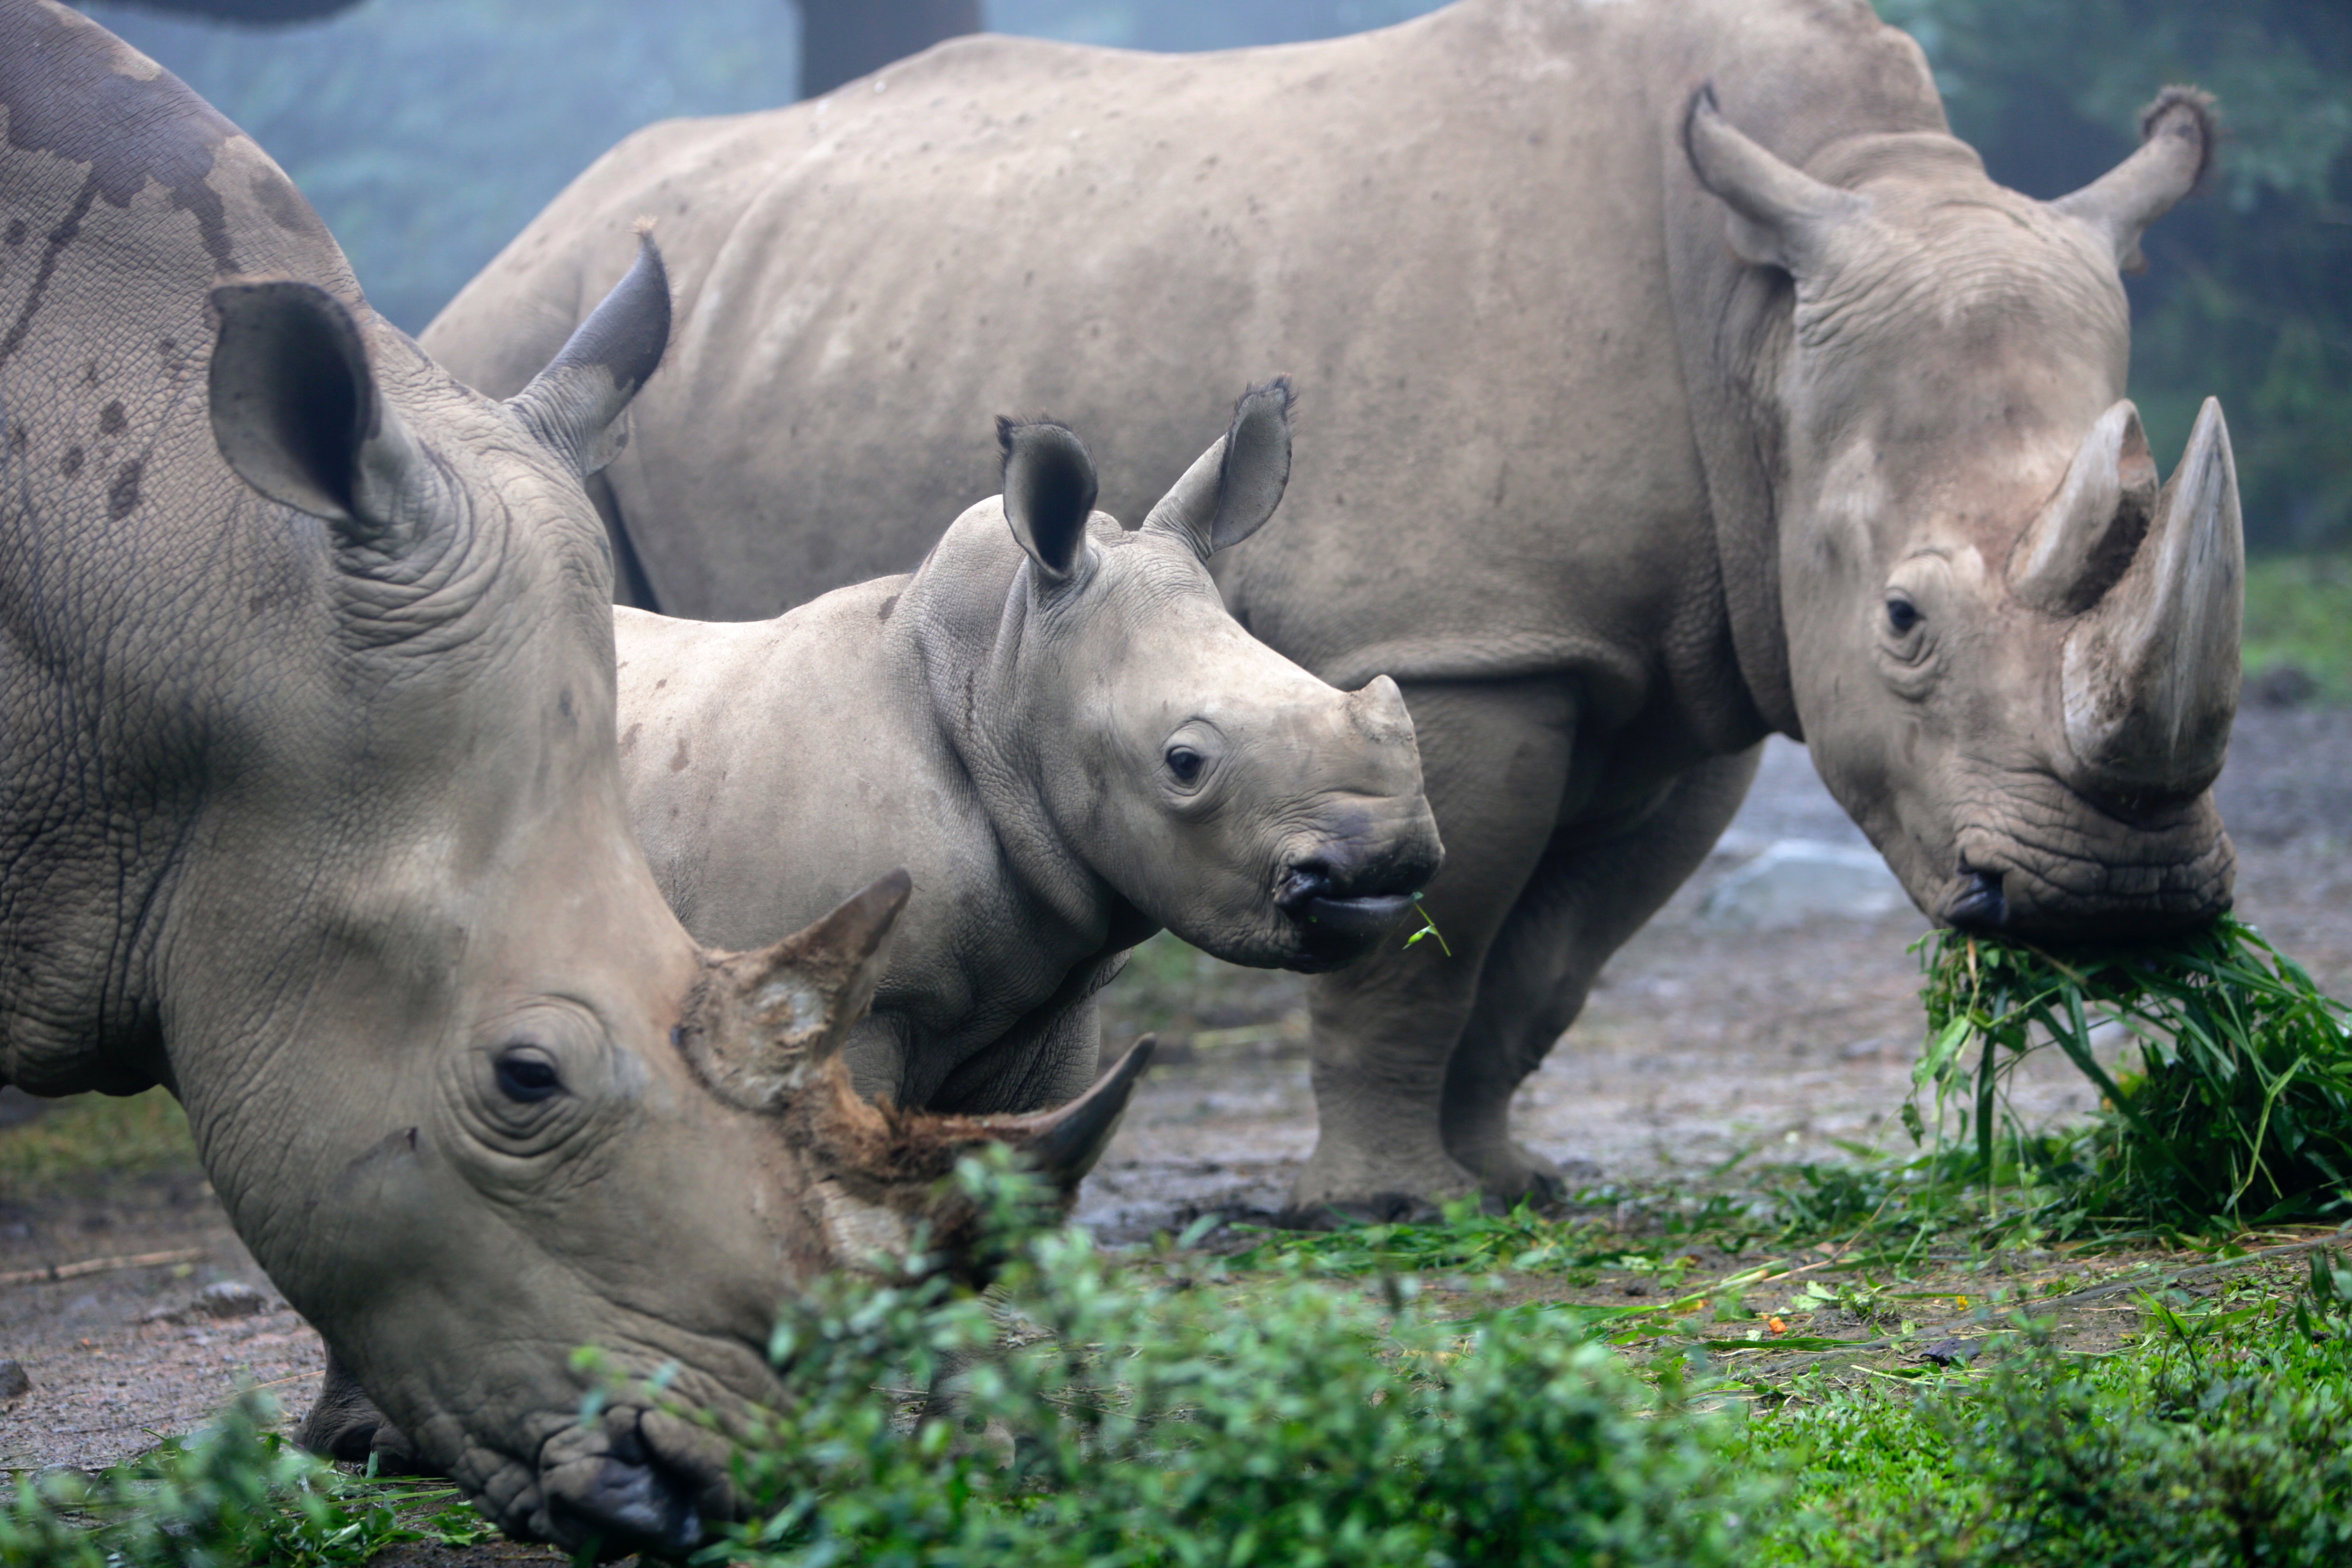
[0,0,362,1092]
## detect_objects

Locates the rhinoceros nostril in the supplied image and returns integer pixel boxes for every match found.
[1274,860,1334,911]
[1947,868,2009,931]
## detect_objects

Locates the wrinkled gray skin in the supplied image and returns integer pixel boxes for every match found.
[616,387,1441,1116]
[0,4,1145,1556]
[424,0,2244,1221]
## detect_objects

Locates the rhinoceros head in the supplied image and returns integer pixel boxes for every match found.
[196,241,1145,1555]
[1684,85,2237,936]
[970,382,1443,971]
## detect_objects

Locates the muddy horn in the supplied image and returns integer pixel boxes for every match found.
[676,870,912,1111]
[2056,397,2243,800]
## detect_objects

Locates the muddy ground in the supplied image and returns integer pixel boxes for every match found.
[4,704,2349,1554]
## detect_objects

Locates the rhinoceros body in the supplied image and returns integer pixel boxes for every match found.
[616,390,1441,1114]
[425,0,2243,1219]
[0,3,1143,1550]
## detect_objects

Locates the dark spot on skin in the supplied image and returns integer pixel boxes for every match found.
[654,678,666,690]
[5,425,24,459]
[559,688,575,722]
[98,401,125,436]
[668,735,690,773]
[107,459,142,519]
[878,592,899,621]
[156,337,176,359]
[250,166,331,244]
[619,722,640,755]
[82,363,99,387]
[2,218,22,246]
[59,446,82,478]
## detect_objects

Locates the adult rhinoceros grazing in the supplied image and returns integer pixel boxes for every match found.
[422,0,2244,1223]
[616,384,1441,1114]
[0,1,1143,1553]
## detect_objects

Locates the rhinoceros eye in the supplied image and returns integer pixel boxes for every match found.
[493,1045,564,1104]
[1165,746,1205,785]
[1884,595,1922,637]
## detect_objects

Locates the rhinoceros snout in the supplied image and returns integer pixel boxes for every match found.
[536,1410,706,1560]
[1944,867,2010,931]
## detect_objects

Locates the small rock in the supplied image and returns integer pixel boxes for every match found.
[0,1359,30,1403]
[191,1280,270,1319]
[1920,1337,1981,1368]
[1697,839,1909,931]
[2246,663,2317,710]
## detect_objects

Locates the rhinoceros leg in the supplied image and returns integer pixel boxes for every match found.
[1286,679,1578,1224]
[299,1351,429,1475]
[1438,747,1763,1200]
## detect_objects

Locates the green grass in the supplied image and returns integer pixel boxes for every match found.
[2243,553,2352,702]
[0,1088,198,1199]
[1910,918,2352,1234]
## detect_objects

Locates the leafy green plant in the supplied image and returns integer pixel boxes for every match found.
[644,1153,1764,1567]
[0,1389,486,1567]
[1910,918,2352,1230]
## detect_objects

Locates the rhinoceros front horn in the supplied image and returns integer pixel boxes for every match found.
[2048,397,2243,801]
[676,870,912,1111]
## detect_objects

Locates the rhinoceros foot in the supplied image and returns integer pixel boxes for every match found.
[297,1355,428,1476]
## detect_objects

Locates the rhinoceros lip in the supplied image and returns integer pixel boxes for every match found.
[1291,892,1417,944]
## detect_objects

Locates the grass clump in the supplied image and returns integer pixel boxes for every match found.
[0,1388,486,1566]
[661,1154,1763,1567]
[1911,917,2352,1233]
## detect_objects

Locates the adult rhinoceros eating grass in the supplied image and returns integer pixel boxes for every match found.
[0,1,1143,1554]
[615,383,1441,1115]
[422,0,2245,1223]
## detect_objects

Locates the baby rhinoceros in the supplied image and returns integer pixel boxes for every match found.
[616,383,1443,1114]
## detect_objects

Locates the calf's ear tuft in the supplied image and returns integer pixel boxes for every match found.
[998,417,1098,582]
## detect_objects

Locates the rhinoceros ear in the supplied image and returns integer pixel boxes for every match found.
[1140,379,1294,560]
[1682,82,1866,274]
[209,280,437,554]
[998,417,1098,583]
[2052,88,2214,274]
[506,232,671,477]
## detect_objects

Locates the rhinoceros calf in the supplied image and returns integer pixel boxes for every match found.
[616,385,1442,1114]
[0,3,1143,1553]
[423,0,2244,1222]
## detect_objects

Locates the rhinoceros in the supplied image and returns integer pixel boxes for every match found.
[615,384,1441,1114]
[0,2,1141,1553]
[422,0,2244,1222]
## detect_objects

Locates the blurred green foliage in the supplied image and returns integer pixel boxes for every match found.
[2244,555,2352,702]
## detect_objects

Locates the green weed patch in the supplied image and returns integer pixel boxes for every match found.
[0,1389,488,1566]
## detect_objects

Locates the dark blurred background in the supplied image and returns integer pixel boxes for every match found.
[75,0,2350,555]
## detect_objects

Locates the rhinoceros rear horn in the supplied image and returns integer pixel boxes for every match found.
[983,1034,1157,1188]
[1141,378,1295,559]
[2058,397,2242,800]
[2007,400,2160,615]
[507,232,672,477]
[676,870,911,1112]
[1681,82,1866,275]
[209,279,434,554]
[2052,88,2214,273]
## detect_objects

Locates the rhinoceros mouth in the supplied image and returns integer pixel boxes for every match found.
[1293,892,1417,942]
[530,1404,719,1559]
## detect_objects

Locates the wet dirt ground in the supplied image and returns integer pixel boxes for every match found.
[4,704,2349,1556]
